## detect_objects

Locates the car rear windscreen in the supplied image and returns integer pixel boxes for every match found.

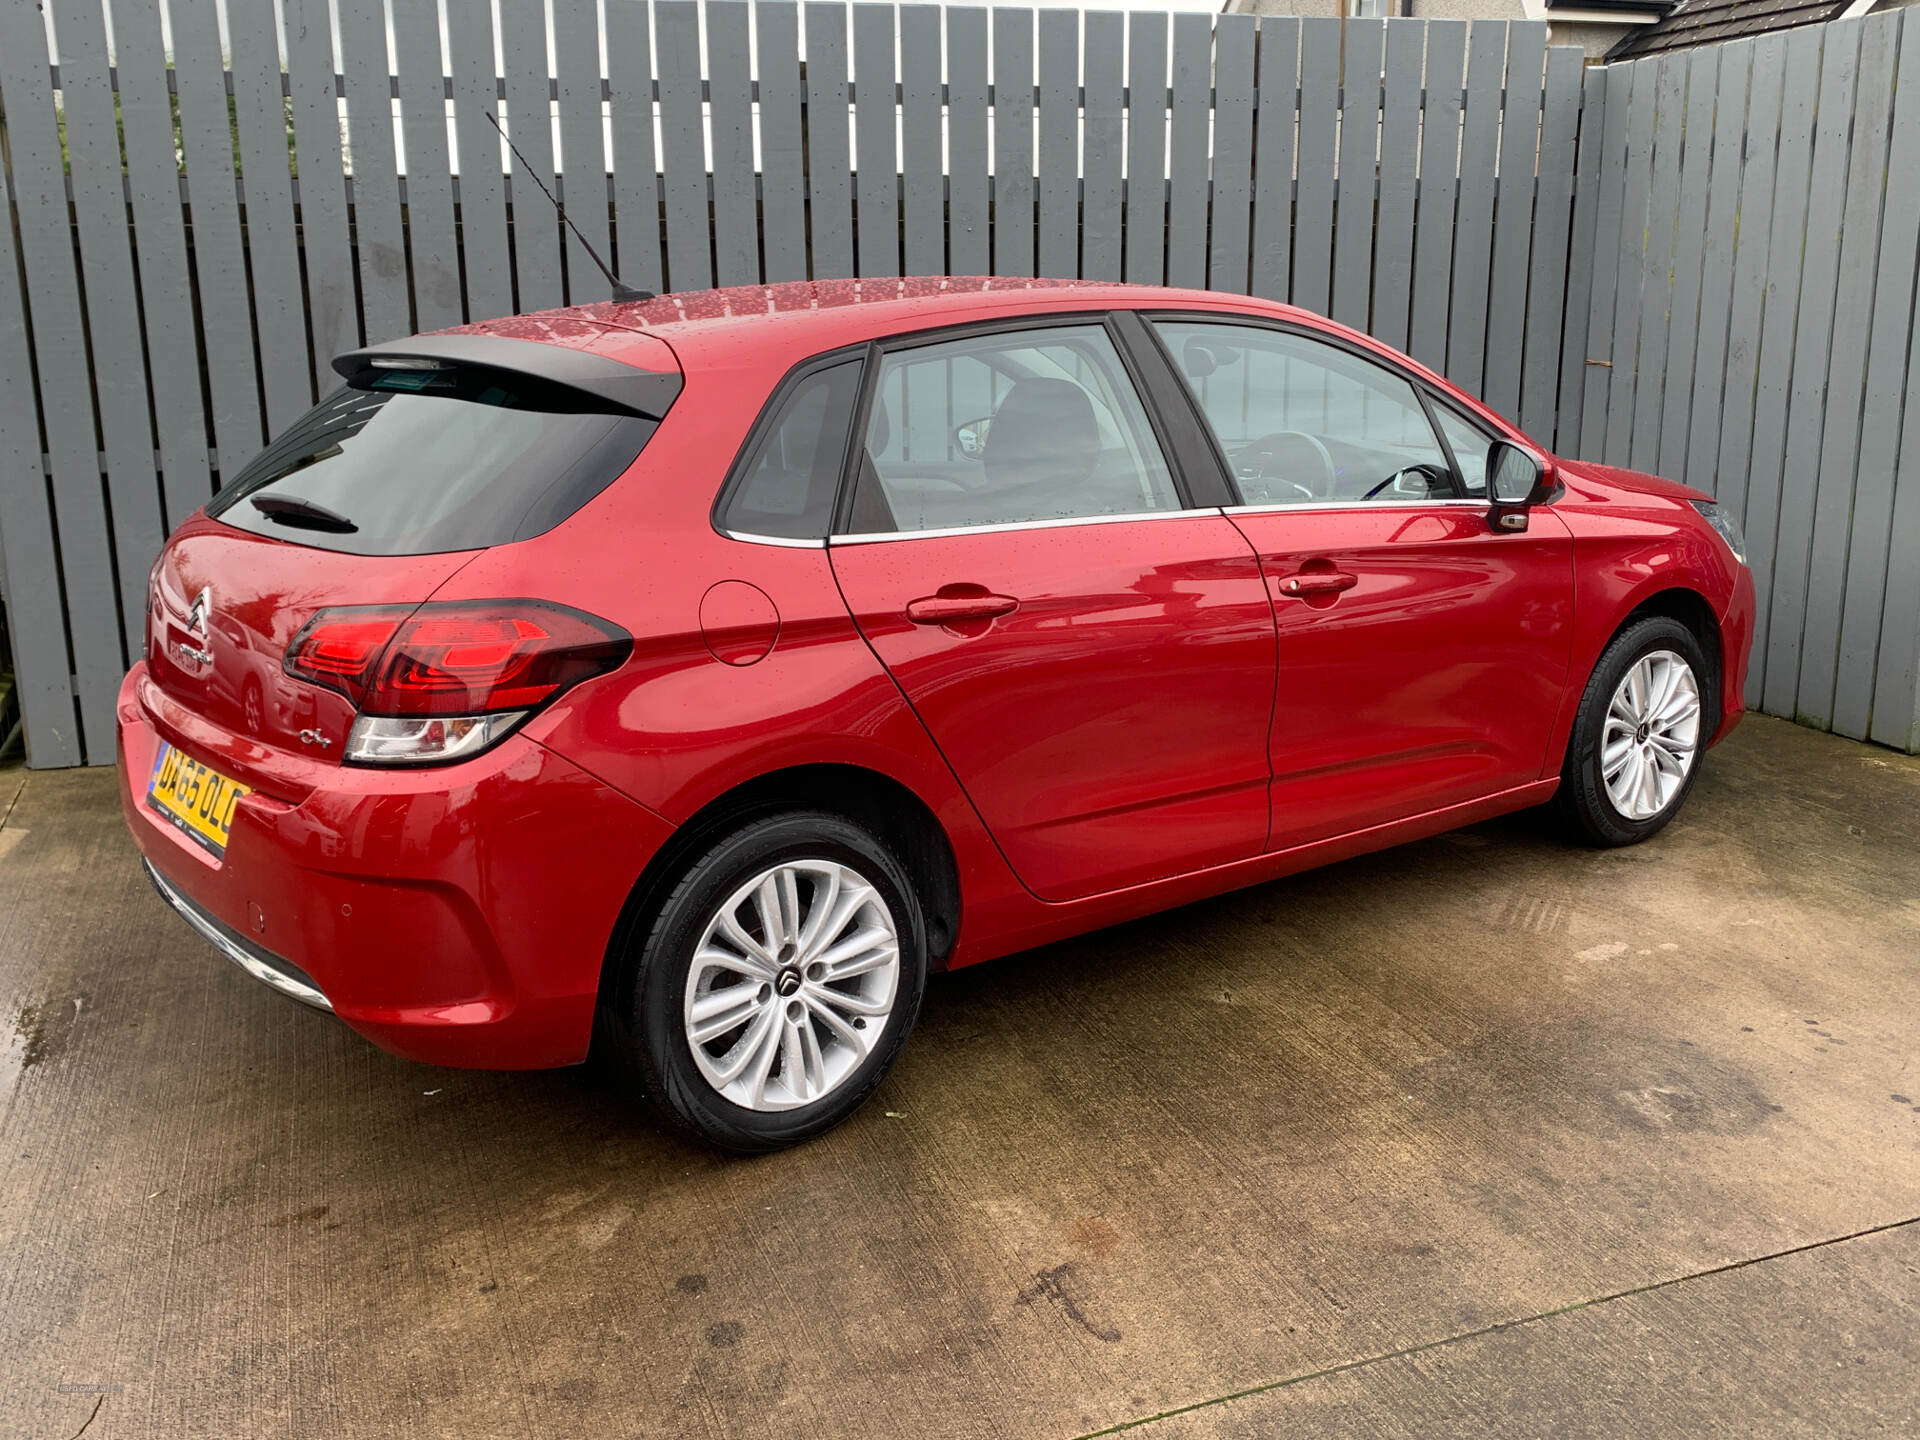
[205,368,658,556]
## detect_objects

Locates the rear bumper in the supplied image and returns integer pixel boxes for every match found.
[119,664,675,1069]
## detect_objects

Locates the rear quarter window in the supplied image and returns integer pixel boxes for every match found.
[206,370,657,556]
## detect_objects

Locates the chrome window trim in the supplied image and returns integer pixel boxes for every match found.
[829,506,1224,545]
[719,529,828,549]
[1224,498,1492,516]
[144,859,334,1012]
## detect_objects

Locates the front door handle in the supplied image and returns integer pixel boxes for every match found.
[1277,571,1359,599]
[905,592,1020,625]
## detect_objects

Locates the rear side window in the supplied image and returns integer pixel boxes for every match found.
[206,371,656,556]
[716,359,862,540]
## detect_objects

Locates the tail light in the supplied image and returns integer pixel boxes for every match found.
[285,601,630,765]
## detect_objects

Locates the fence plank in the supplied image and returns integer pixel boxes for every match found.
[1371,20,1424,351]
[606,0,665,292]
[555,0,617,298]
[994,9,1037,277]
[1519,46,1583,440]
[1338,22,1388,327]
[340,0,415,334]
[1125,13,1169,285]
[1038,10,1080,279]
[114,0,211,527]
[1293,18,1340,315]
[1683,43,1752,493]
[1166,13,1214,291]
[286,0,360,363]
[1409,20,1465,373]
[1208,15,1257,295]
[1554,64,1606,455]
[1869,338,1920,751]
[1331,19,1383,330]
[1600,58,1658,464]
[1446,21,1507,397]
[1577,60,1633,459]
[1249,17,1299,303]
[1835,13,1920,739]
[1082,12,1125,282]
[53,0,165,642]
[0,72,82,765]
[1798,14,1900,727]
[709,1,761,286]
[755,2,806,283]
[1655,46,1720,477]
[499,0,564,307]
[1483,23,1545,420]
[1710,37,1784,522]
[394,0,463,329]
[1626,55,1688,473]
[806,4,856,279]
[229,0,314,422]
[854,4,900,277]
[1765,21,1863,716]
[0,0,122,751]
[1742,27,1826,706]
[168,0,265,478]
[448,0,516,317]
[902,5,946,276]
[657,1,714,290]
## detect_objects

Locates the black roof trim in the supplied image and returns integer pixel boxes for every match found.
[331,332,682,419]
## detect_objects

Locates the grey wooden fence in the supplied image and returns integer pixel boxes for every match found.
[1572,10,1920,753]
[0,1,1914,764]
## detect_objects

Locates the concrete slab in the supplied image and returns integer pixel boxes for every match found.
[2,717,1917,1439]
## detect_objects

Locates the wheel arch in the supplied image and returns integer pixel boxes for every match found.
[596,762,964,1017]
[1617,586,1724,731]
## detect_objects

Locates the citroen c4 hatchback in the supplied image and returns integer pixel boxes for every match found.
[121,278,1754,1151]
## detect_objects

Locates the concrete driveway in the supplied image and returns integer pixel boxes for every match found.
[2,714,1916,1439]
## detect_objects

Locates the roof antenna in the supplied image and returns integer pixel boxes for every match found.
[485,111,654,304]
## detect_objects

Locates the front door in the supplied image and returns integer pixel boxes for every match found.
[828,320,1276,902]
[1150,316,1574,850]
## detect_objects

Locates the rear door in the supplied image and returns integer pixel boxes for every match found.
[1147,316,1573,851]
[828,317,1276,902]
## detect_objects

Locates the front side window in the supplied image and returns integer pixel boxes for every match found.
[1154,320,1457,507]
[1431,399,1496,498]
[845,323,1180,534]
[717,359,862,539]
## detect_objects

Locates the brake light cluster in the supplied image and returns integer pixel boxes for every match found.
[285,601,630,765]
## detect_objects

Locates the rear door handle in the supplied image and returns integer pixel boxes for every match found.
[905,592,1020,625]
[1277,571,1359,599]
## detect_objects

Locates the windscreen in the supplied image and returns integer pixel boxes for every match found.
[206,368,657,556]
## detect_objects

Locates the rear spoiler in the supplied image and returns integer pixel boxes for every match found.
[332,332,682,420]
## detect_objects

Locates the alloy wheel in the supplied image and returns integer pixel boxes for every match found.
[1601,649,1701,821]
[682,859,901,1112]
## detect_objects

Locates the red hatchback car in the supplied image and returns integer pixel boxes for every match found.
[121,278,1754,1150]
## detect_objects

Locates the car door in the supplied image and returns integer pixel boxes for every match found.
[827,317,1277,902]
[1148,315,1574,852]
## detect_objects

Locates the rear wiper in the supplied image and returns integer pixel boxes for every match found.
[249,493,358,533]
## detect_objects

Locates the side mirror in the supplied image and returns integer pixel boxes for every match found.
[955,416,992,457]
[1485,440,1551,532]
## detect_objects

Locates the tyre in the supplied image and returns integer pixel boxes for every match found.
[604,811,927,1152]
[1555,616,1713,846]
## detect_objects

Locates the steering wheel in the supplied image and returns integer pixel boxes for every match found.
[1232,431,1338,501]
[1361,463,1452,501]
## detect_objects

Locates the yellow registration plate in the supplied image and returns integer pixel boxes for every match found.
[147,743,251,858]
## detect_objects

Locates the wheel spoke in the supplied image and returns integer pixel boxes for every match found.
[800,877,871,964]
[754,872,793,952]
[710,1003,781,1085]
[807,982,893,1018]
[1602,738,1635,781]
[715,912,777,971]
[688,982,767,1045]
[803,992,870,1053]
[794,866,842,956]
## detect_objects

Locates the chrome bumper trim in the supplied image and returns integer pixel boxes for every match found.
[142,860,334,1013]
